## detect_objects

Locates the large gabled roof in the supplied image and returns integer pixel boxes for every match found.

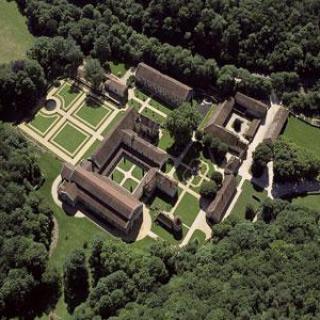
[135,63,192,102]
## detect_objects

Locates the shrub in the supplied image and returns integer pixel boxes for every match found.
[233,118,242,132]
[210,171,223,186]
[195,129,203,141]
[200,180,218,198]
[245,204,256,221]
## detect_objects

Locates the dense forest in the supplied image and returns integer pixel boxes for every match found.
[0,124,60,319]
[71,200,320,320]
[12,0,320,116]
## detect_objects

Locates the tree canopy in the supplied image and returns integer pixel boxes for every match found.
[0,123,60,319]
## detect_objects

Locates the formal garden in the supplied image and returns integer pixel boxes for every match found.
[20,80,121,164]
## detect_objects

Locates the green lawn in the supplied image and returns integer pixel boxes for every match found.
[151,222,188,244]
[129,236,156,252]
[36,151,113,320]
[174,193,200,226]
[57,82,81,110]
[128,99,142,111]
[118,157,135,171]
[110,61,128,78]
[141,107,166,125]
[230,180,268,220]
[75,101,111,128]
[28,113,60,136]
[52,123,89,155]
[0,1,34,63]
[102,111,125,136]
[190,229,206,244]
[111,169,125,184]
[149,98,173,115]
[282,116,320,157]
[81,139,101,160]
[290,194,320,212]
[132,165,145,180]
[134,89,149,102]
[158,130,174,151]
[123,178,138,192]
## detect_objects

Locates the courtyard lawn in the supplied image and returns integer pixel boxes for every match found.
[141,107,166,126]
[158,130,174,151]
[230,180,268,220]
[174,192,200,226]
[128,99,142,111]
[151,222,188,244]
[149,98,172,115]
[0,1,34,63]
[52,123,89,155]
[134,89,149,102]
[75,101,112,128]
[132,165,145,180]
[283,116,320,157]
[28,112,60,136]
[110,61,128,78]
[36,151,113,320]
[290,194,320,212]
[123,178,138,193]
[118,157,135,172]
[111,169,125,184]
[190,229,206,244]
[148,189,180,213]
[57,82,81,110]
[102,111,125,136]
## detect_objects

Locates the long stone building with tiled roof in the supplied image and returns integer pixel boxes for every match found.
[206,174,237,224]
[264,107,289,142]
[135,63,193,108]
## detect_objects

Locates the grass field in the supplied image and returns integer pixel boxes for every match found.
[174,193,200,226]
[123,178,138,192]
[0,1,34,63]
[102,111,125,136]
[52,123,89,155]
[149,98,173,115]
[158,130,174,151]
[290,194,320,212]
[132,165,145,180]
[134,89,149,102]
[75,101,111,128]
[283,116,320,157]
[36,151,113,320]
[230,180,268,219]
[28,113,60,136]
[118,157,135,171]
[81,139,101,160]
[190,229,206,244]
[111,169,125,184]
[57,82,81,110]
[110,62,128,78]
[128,99,142,111]
[141,107,166,125]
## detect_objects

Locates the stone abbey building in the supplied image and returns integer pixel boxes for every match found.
[58,108,178,235]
